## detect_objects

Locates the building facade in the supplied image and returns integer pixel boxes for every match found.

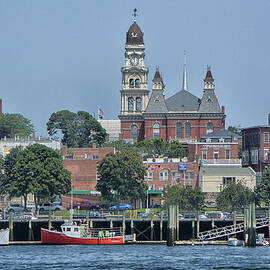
[61,146,115,208]
[119,19,226,143]
[242,125,270,175]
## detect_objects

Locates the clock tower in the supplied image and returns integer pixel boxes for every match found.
[119,13,149,141]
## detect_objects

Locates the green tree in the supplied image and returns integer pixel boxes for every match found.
[163,185,205,210]
[216,181,255,211]
[135,139,186,159]
[228,125,242,136]
[96,150,147,206]
[102,139,136,152]
[255,169,270,206]
[0,113,34,138]
[1,144,71,208]
[47,110,107,148]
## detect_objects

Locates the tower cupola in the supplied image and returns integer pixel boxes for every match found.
[204,66,215,90]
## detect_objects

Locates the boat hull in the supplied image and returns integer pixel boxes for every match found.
[227,238,243,246]
[0,228,9,246]
[41,228,125,245]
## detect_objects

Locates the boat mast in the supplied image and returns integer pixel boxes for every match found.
[69,177,73,223]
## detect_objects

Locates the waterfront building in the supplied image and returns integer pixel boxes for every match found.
[119,17,226,143]
[242,114,270,178]
[61,146,115,208]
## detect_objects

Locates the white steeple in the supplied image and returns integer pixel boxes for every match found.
[182,51,188,91]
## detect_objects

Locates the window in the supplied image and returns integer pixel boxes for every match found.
[74,228,79,232]
[135,79,140,87]
[223,177,236,185]
[159,171,168,181]
[264,149,269,160]
[145,171,153,181]
[153,122,160,139]
[67,228,71,232]
[176,122,182,139]
[185,122,191,138]
[93,155,99,160]
[131,125,138,142]
[206,122,214,134]
[202,149,207,159]
[129,78,134,87]
[184,171,194,181]
[225,149,230,159]
[264,132,269,143]
[214,150,219,159]
[172,172,180,182]
[128,97,134,111]
[136,97,142,111]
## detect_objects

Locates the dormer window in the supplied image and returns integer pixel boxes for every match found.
[154,97,160,103]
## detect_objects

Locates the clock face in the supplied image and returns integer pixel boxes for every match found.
[130,56,139,66]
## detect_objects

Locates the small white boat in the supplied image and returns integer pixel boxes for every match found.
[227,238,243,246]
[0,228,9,246]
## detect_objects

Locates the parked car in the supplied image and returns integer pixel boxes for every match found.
[71,201,100,210]
[38,202,63,212]
[7,203,25,213]
[109,203,132,210]
[205,211,224,220]
[8,212,38,221]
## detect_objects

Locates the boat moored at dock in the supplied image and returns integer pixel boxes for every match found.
[0,228,9,246]
[41,221,131,245]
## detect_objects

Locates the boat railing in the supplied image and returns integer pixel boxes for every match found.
[82,226,124,237]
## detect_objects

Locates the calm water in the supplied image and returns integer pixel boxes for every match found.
[1,244,270,270]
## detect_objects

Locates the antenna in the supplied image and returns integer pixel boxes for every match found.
[132,8,137,22]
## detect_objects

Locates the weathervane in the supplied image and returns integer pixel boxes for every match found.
[133,8,137,22]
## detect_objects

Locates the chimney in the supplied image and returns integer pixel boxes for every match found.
[222,106,225,113]
[268,113,270,126]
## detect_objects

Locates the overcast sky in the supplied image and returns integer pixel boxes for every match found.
[0,0,269,136]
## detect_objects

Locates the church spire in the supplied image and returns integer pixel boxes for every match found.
[182,51,188,91]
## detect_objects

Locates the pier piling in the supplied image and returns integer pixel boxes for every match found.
[167,204,177,246]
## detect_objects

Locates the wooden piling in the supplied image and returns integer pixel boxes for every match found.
[176,205,179,241]
[196,209,200,239]
[233,210,237,233]
[150,218,154,240]
[28,219,33,241]
[86,210,89,228]
[268,207,270,239]
[48,210,52,230]
[247,203,256,247]
[160,213,163,241]
[167,204,177,246]
[110,218,113,229]
[130,218,134,235]
[211,219,215,229]
[122,213,126,235]
[9,212,13,241]
[191,220,195,239]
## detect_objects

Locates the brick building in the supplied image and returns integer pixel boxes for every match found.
[143,157,199,206]
[242,120,270,176]
[61,146,115,208]
[119,18,226,143]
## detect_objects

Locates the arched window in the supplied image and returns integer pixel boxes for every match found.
[136,97,142,111]
[135,79,140,87]
[176,122,182,139]
[206,122,214,134]
[185,122,191,139]
[153,122,160,139]
[128,97,134,111]
[129,79,134,87]
[131,125,138,142]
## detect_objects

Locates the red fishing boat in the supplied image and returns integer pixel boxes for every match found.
[41,222,132,245]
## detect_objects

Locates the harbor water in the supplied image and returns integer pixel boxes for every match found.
[1,245,270,269]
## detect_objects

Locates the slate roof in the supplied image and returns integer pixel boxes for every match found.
[165,90,200,112]
[198,89,222,113]
[145,89,168,113]
[202,129,241,139]
[200,166,255,176]
[126,22,144,45]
